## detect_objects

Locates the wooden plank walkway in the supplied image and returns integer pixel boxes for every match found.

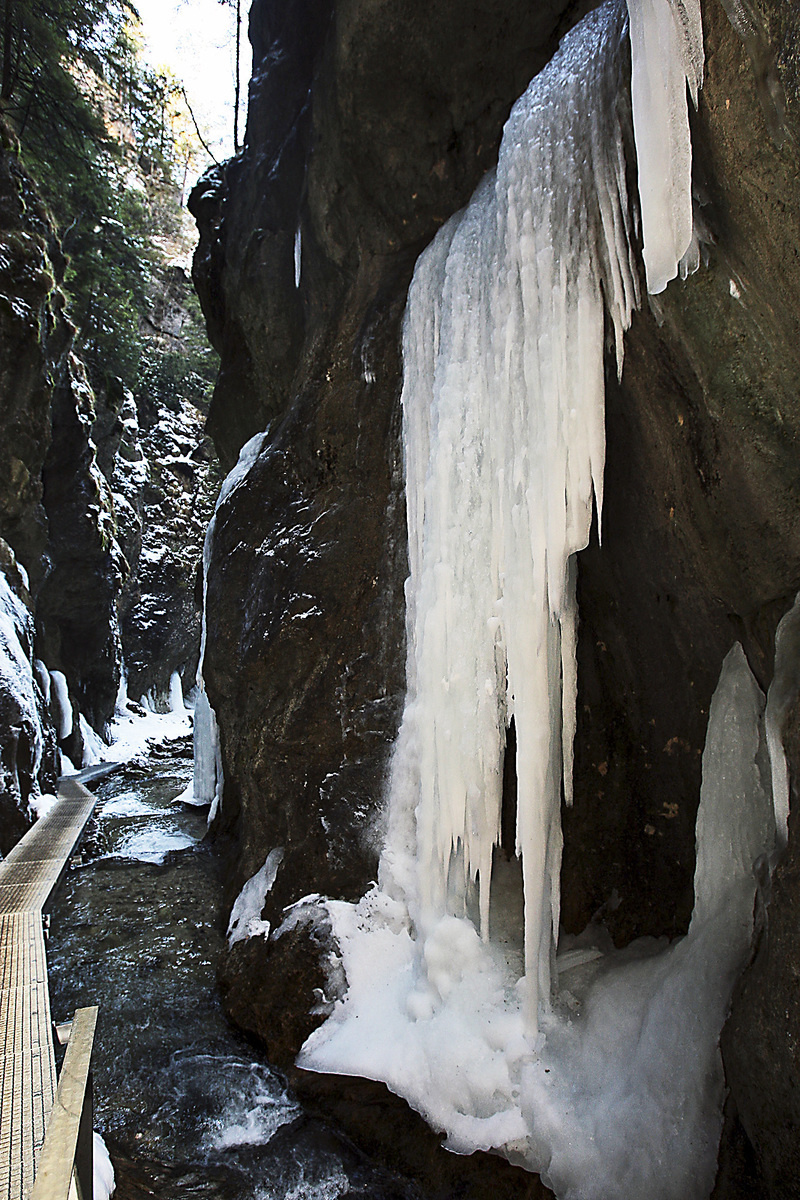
[0,779,97,1200]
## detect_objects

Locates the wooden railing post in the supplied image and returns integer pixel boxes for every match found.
[29,1007,98,1200]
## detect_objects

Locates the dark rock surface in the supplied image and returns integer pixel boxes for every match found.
[192,0,800,1192]
[0,135,126,830]
[36,355,127,730]
[93,379,220,707]
[91,258,222,708]
[0,538,57,848]
[0,135,69,589]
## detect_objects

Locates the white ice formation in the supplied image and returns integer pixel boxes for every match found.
[294,226,302,289]
[297,0,782,1193]
[227,848,285,948]
[49,670,73,740]
[381,0,702,1030]
[194,431,269,816]
[93,1130,116,1200]
[302,647,776,1198]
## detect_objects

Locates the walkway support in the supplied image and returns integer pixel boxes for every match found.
[0,779,98,1200]
[28,1007,97,1200]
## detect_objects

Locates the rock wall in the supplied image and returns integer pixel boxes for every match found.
[93,368,221,710]
[0,133,126,831]
[192,0,800,1192]
[0,130,219,842]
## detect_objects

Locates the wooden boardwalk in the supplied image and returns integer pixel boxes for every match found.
[0,779,97,1200]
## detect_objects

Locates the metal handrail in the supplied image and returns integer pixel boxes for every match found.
[29,1007,98,1200]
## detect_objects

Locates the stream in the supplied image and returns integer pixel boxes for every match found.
[46,736,420,1200]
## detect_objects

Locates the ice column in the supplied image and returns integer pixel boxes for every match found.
[388,0,701,1029]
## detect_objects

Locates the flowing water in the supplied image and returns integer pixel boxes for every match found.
[46,737,420,1200]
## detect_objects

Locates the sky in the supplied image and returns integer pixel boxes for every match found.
[133,0,252,171]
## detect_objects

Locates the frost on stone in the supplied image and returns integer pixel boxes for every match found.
[228,848,285,948]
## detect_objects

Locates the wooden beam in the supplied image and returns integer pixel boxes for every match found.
[28,1007,98,1200]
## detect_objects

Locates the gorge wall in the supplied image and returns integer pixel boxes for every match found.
[191,0,800,1193]
[0,134,125,836]
[0,134,218,845]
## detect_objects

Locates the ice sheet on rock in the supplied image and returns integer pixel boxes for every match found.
[192,430,268,818]
[228,848,285,948]
[764,592,800,849]
[302,646,775,1198]
[168,670,184,714]
[192,687,221,809]
[80,714,106,767]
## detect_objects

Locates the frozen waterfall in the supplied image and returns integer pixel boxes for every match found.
[382,0,702,1029]
[299,0,779,1195]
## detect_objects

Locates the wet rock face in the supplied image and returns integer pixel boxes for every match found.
[0,141,69,590]
[195,0,800,1189]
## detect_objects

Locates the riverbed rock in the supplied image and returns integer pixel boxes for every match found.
[193,0,800,1191]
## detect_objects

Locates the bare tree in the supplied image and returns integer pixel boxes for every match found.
[218,0,242,152]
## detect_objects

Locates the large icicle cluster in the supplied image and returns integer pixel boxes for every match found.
[385,0,701,1025]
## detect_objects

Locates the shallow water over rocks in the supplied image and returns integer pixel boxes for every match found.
[47,738,421,1200]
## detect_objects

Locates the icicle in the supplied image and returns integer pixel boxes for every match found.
[50,670,72,740]
[294,226,302,288]
[626,0,703,293]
